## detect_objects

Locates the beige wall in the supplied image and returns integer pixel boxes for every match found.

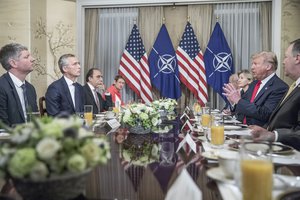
[0,0,300,98]
[0,0,76,99]
[281,0,300,84]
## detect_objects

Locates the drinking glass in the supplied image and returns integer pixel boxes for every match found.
[201,106,211,128]
[84,105,93,127]
[207,113,224,148]
[239,142,273,200]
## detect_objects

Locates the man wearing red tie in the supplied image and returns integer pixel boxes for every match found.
[223,51,288,126]
[250,39,300,151]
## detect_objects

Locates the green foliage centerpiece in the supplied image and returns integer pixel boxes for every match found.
[0,116,110,200]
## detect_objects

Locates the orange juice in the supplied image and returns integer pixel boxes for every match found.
[241,159,273,200]
[202,114,211,127]
[113,107,119,114]
[211,126,224,145]
[84,112,93,126]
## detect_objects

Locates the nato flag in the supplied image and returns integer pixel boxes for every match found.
[149,24,181,100]
[204,22,234,101]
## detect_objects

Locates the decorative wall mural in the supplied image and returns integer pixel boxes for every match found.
[33,18,75,80]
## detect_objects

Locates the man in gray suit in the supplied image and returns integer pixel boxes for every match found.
[0,43,38,126]
[251,38,300,151]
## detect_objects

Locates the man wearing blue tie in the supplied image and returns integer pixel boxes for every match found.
[45,54,85,117]
[0,43,38,126]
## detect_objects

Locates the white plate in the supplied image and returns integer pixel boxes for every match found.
[0,132,11,140]
[207,167,300,189]
[202,151,219,160]
[206,167,235,184]
[224,125,242,130]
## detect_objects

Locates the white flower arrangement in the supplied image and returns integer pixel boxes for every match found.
[121,103,161,129]
[151,98,178,113]
[0,116,110,180]
[122,141,159,166]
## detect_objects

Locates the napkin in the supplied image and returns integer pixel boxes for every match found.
[165,168,202,200]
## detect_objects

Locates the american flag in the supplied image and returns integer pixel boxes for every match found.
[176,22,208,106]
[119,24,153,104]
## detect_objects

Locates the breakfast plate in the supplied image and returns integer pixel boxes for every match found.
[206,167,235,184]
[228,142,294,155]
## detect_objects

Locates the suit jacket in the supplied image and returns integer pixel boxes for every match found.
[83,84,113,114]
[45,77,85,117]
[276,128,300,151]
[0,73,38,126]
[266,84,300,131]
[235,75,288,126]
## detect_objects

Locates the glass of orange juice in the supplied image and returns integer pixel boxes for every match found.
[208,113,224,148]
[240,142,273,200]
[84,105,93,127]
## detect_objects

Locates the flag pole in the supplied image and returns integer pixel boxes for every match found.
[187,16,190,22]
[133,18,137,25]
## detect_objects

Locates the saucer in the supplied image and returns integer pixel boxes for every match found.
[202,151,219,160]
[206,167,235,184]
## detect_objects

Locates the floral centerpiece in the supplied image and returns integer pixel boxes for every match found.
[0,116,110,200]
[151,98,178,113]
[121,103,161,134]
[121,135,159,166]
[151,98,178,120]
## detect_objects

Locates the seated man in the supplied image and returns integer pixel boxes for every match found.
[83,68,113,114]
[106,75,125,106]
[45,54,85,117]
[223,51,288,126]
[0,43,38,126]
[250,39,300,150]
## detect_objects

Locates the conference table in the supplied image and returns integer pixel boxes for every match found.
[1,114,300,200]
[85,116,300,200]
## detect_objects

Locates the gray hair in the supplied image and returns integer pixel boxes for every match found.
[0,43,28,70]
[291,38,300,57]
[58,53,76,74]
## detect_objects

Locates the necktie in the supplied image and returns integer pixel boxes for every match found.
[21,84,29,111]
[73,83,81,112]
[94,89,101,113]
[280,82,296,105]
[243,80,262,124]
[250,80,262,103]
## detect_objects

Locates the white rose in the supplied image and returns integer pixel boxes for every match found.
[36,138,61,160]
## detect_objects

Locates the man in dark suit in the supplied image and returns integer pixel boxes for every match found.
[223,51,288,126]
[251,38,300,151]
[0,43,38,126]
[45,54,85,117]
[83,68,113,114]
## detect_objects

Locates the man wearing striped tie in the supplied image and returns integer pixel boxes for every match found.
[83,68,113,114]
[250,38,300,151]
[223,51,288,126]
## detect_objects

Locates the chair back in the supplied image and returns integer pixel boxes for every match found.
[39,96,47,116]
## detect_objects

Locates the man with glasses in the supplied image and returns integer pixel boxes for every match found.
[250,39,300,151]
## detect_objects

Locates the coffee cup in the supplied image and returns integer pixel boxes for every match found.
[218,151,238,179]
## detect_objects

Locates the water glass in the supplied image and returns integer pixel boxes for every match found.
[84,105,93,127]
[239,142,273,200]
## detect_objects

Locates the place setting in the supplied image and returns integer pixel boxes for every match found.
[205,142,300,200]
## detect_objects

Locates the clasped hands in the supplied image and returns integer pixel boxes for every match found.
[222,83,241,104]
